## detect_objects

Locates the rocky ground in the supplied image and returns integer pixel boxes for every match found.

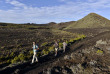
[0,28,78,64]
[23,31,110,74]
[0,28,110,74]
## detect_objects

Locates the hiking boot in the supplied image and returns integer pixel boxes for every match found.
[36,60,38,62]
[55,54,57,56]
[30,62,33,64]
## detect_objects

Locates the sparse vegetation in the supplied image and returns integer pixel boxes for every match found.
[42,49,49,55]
[59,43,63,48]
[96,49,103,55]
[48,46,54,52]
[11,56,20,63]
[11,53,28,63]
[41,42,48,47]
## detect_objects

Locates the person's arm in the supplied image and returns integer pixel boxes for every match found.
[36,45,39,50]
[34,48,39,50]
[37,48,39,50]
[66,43,67,46]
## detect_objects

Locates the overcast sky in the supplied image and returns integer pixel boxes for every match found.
[0,0,110,24]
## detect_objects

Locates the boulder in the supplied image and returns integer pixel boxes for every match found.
[70,65,78,74]
[96,40,107,46]
[47,68,51,74]
[64,55,71,60]
[14,69,20,74]
[106,46,110,51]
[62,69,67,74]
[89,60,97,66]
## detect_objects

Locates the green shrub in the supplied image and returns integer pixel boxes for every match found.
[59,43,63,48]
[29,50,33,55]
[18,53,27,61]
[96,50,103,54]
[48,46,54,52]
[42,49,49,55]
[74,37,80,41]
[7,59,11,63]
[41,42,48,47]
[81,34,86,38]
[69,39,74,42]
[37,52,41,57]
[66,40,69,44]
[28,50,34,59]
[77,34,86,39]
[10,52,15,58]
[11,56,20,63]
[11,53,28,63]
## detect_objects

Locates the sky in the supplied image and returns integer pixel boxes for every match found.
[0,0,110,24]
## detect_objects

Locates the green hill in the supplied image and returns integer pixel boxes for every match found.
[65,13,110,29]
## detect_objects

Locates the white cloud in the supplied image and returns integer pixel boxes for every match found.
[0,0,110,23]
[6,0,28,9]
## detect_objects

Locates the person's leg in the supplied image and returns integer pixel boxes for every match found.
[56,48,58,55]
[32,54,35,63]
[55,48,56,56]
[63,46,65,52]
[35,52,38,62]
[55,48,58,56]
[32,52,36,63]
[35,57,38,62]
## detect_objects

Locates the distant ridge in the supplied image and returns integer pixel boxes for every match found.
[65,13,110,29]
[49,21,76,29]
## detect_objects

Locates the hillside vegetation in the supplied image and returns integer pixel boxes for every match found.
[65,13,110,29]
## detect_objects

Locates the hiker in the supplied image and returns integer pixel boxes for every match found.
[54,40,59,56]
[31,42,39,64]
[63,40,67,52]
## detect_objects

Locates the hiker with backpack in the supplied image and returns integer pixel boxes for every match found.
[54,40,59,56]
[31,42,39,64]
[63,40,67,52]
